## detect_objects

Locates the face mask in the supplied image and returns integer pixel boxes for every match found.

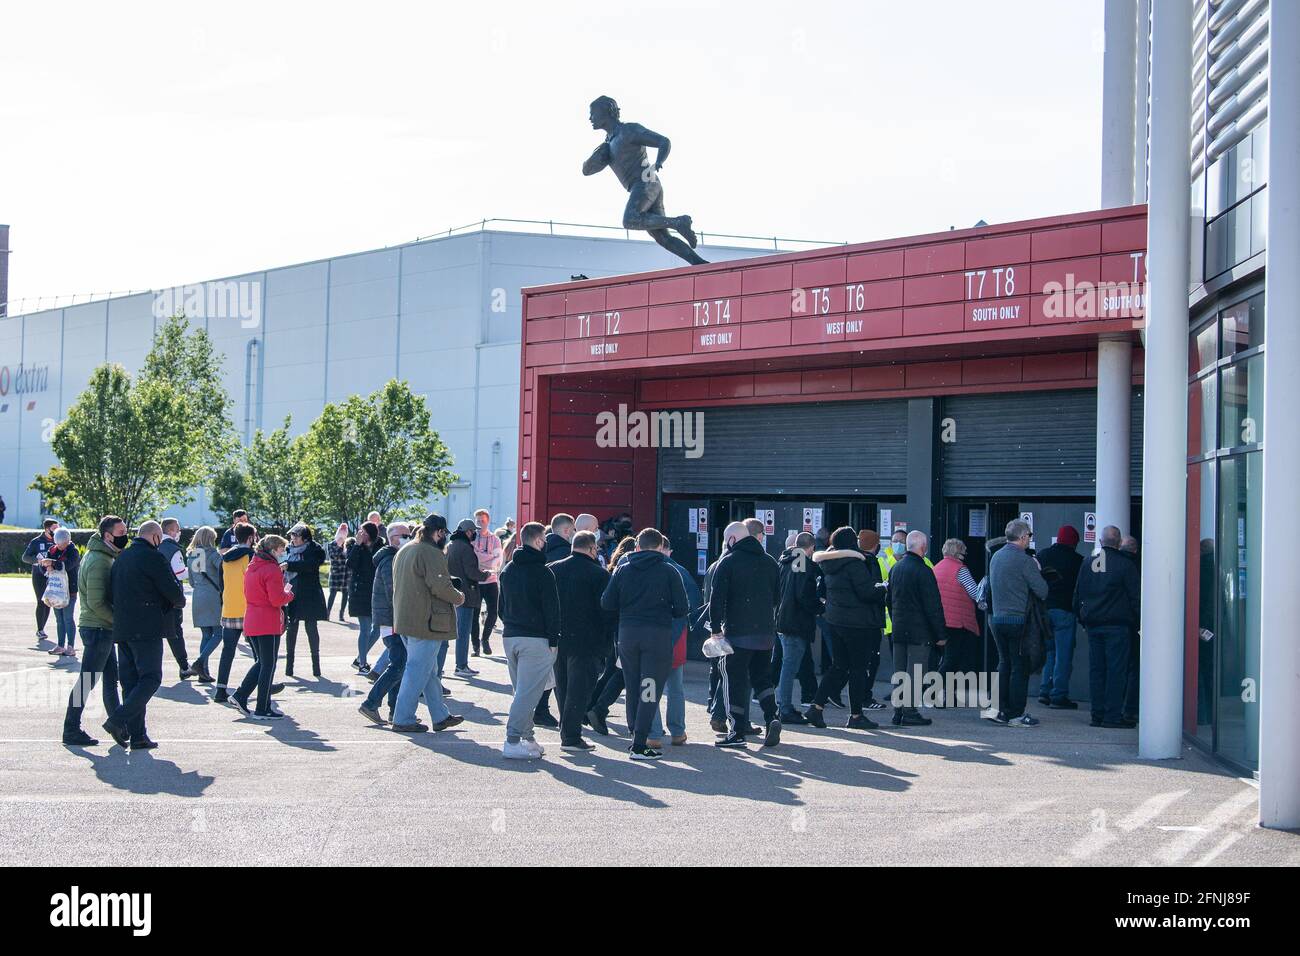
[112,534,130,550]
[892,542,905,556]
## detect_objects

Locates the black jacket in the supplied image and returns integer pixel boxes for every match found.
[447,531,488,611]
[346,542,376,618]
[543,531,572,564]
[1037,542,1083,612]
[814,547,886,631]
[886,551,945,646]
[601,549,689,635]
[286,540,327,622]
[108,538,186,643]
[499,543,562,645]
[776,547,823,638]
[1073,547,1141,629]
[707,536,780,649]
[550,551,615,656]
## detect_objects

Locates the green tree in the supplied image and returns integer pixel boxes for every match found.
[207,463,250,528]
[300,380,455,526]
[243,417,307,532]
[30,365,188,528]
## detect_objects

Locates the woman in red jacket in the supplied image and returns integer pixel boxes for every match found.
[229,535,294,719]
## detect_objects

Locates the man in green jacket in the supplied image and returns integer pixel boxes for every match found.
[61,516,128,746]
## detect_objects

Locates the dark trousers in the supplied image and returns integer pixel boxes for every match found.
[589,652,624,715]
[813,624,877,715]
[33,575,51,632]
[326,586,348,618]
[1123,628,1140,720]
[472,582,499,651]
[617,627,673,751]
[892,640,929,712]
[990,616,1029,719]
[285,617,321,674]
[364,632,407,712]
[63,627,121,734]
[1088,625,1131,724]
[216,626,244,691]
[110,638,164,741]
[165,608,189,672]
[719,645,778,734]
[555,647,601,744]
[939,626,981,676]
[235,633,279,715]
[770,636,818,706]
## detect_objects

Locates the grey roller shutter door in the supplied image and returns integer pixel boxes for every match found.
[658,400,909,497]
[940,388,1144,498]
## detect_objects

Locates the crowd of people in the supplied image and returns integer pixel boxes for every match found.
[25,504,1143,759]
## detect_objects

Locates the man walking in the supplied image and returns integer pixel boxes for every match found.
[358,523,409,725]
[533,512,575,727]
[775,531,822,725]
[390,514,466,734]
[102,521,185,750]
[471,508,503,657]
[157,517,195,678]
[499,522,562,759]
[550,530,613,751]
[22,518,60,640]
[446,518,488,677]
[600,527,688,759]
[1074,526,1141,729]
[708,521,782,748]
[1036,525,1084,709]
[985,518,1049,726]
[886,531,944,727]
[61,515,128,747]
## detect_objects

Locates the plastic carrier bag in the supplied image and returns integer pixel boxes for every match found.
[42,569,70,609]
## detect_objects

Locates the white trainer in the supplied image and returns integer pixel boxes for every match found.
[503,740,538,760]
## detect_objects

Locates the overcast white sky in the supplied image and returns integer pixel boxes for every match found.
[1,0,1107,310]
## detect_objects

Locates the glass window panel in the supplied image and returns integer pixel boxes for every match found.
[1188,375,1217,456]
[1190,321,1217,374]
[1215,453,1262,769]
[1251,188,1267,259]
[1219,355,1263,448]
[1250,123,1268,189]
[1223,292,1265,355]
[1187,460,1216,746]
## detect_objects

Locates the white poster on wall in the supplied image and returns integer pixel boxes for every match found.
[969,507,987,538]
[688,509,698,532]
[880,509,893,537]
[696,531,708,549]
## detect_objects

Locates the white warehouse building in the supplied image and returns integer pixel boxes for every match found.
[0,222,801,529]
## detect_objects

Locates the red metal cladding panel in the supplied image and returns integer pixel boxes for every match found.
[848,309,903,341]
[608,307,648,335]
[1101,216,1146,253]
[547,459,635,484]
[648,301,693,332]
[905,361,962,389]
[1030,256,1102,292]
[742,262,793,295]
[904,272,965,307]
[648,275,695,305]
[802,367,853,394]
[564,338,602,363]
[964,232,1032,269]
[742,290,792,323]
[754,370,803,396]
[674,378,712,401]
[548,413,593,437]
[694,270,742,300]
[962,356,1023,385]
[709,374,756,399]
[791,314,843,345]
[852,364,906,391]
[639,379,667,403]
[565,287,606,315]
[1097,282,1146,319]
[549,390,619,414]
[904,240,965,276]
[856,278,903,310]
[1101,251,1148,284]
[1031,223,1102,261]
[646,329,693,357]
[528,292,566,318]
[550,436,629,460]
[902,302,964,336]
[741,320,792,350]
[792,256,847,288]
[525,341,565,366]
[605,282,650,310]
[959,263,1025,300]
[596,333,648,361]
[692,324,741,354]
[1023,351,1089,382]
[690,296,741,326]
[791,284,846,318]
[846,249,904,282]
[528,316,566,342]
[965,295,1030,332]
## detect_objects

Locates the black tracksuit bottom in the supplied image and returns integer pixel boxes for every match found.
[554,646,601,744]
[717,645,778,735]
[617,625,673,751]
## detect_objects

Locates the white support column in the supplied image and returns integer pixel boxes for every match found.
[1138,0,1191,761]
[1257,0,1300,830]
[1102,0,1139,207]
[1095,337,1132,536]
[1134,0,1151,204]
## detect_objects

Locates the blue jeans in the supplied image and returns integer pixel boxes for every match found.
[371,646,390,679]
[1042,609,1077,702]
[55,596,78,649]
[650,664,686,739]
[195,625,221,666]
[455,606,475,670]
[1087,625,1131,723]
[365,633,407,712]
[776,632,810,713]
[392,637,450,726]
[62,627,120,734]
[356,616,376,665]
[990,615,1028,719]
